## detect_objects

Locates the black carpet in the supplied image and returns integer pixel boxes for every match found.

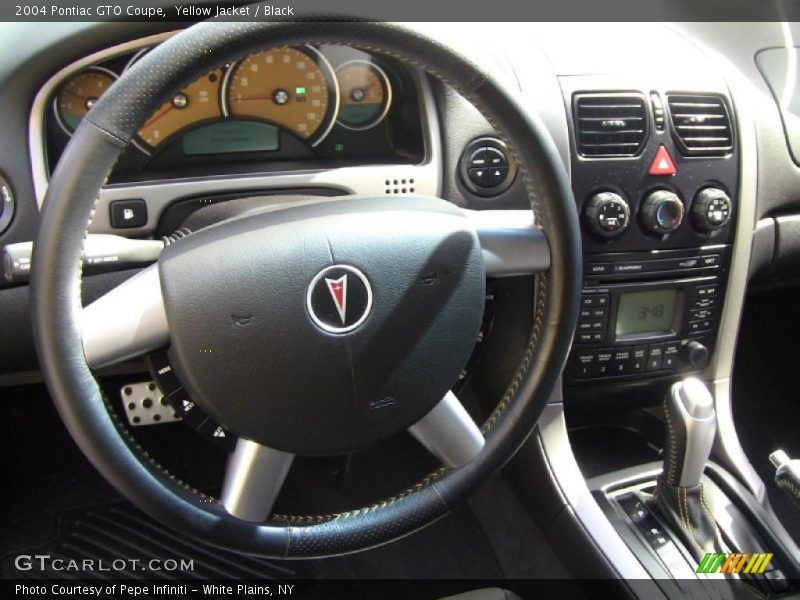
[0,383,573,588]
[732,287,800,544]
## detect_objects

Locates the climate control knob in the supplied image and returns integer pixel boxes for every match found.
[683,340,710,370]
[641,190,684,235]
[692,187,732,231]
[584,192,630,238]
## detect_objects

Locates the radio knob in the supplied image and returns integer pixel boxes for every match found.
[584,192,630,238]
[693,187,732,231]
[683,340,710,369]
[641,190,684,235]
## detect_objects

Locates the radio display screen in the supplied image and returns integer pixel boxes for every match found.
[615,289,679,339]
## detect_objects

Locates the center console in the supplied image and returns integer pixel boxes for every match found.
[550,72,800,594]
[561,78,739,388]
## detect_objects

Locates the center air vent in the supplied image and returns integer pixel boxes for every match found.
[573,93,648,158]
[667,94,733,156]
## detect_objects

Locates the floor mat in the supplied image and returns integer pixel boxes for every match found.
[1,385,540,585]
[733,287,800,543]
[0,502,307,583]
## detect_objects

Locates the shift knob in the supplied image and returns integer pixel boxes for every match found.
[662,377,717,487]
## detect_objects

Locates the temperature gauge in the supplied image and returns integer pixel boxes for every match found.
[335,60,392,130]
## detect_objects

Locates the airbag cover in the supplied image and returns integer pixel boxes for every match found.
[158,196,485,454]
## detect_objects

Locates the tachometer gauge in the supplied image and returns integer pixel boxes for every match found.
[335,60,392,130]
[137,68,225,150]
[223,46,338,145]
[55,67,117,134]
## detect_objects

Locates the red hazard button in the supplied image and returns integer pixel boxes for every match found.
[648,145,677,176]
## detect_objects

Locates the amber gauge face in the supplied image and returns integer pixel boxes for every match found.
[224,46,338,144]
[56,67,117,134]
[137,68,225,150]
[335,60,392,130]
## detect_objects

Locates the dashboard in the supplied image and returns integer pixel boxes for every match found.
[1,21,800,389]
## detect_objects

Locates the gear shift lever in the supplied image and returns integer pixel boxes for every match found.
[655,377,725,559]
[662,377,717,487]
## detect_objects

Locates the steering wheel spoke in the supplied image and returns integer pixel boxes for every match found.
[464,209,551,278]
[221,438,294,522]
[408,390,485,468]
[81,264,169,369]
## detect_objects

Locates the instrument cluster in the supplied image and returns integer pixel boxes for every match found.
[46,44,423,182]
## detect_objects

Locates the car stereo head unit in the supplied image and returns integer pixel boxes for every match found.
[568,273,722,383]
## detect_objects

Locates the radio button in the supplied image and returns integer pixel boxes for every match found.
[631,346,648,372]
[578,320,593,331]
[663,342,681,369]
[591,332,606,342]
[676,257,701,269]
[695,284,719,297]
[586,263,611,275]
[577,332,593,343]
[590,319,607,331]
[701,255,720,267]
[596,349,614,377]
[690,308,715,321]
[689,319,712,333]
[582,294,610,307]
[612,349,632,375]
[691,296,717,309]
[580,306,608,319]
[647,344,665,371]
[573,351,597,378]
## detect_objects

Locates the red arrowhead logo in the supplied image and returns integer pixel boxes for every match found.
[649,145,677,176]
[325,275,348,325]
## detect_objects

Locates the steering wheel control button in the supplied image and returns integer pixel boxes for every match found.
[648,144,677,176]
[584,191,630,238]
[110,199,148,229]
[459,137,517,197]
[0,174,15,235]
[307,264,373,334]
[692,187,732,230]
[641,190,684,235]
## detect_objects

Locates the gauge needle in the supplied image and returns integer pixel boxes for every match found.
[237,95,273,101]
[143,104,174,128]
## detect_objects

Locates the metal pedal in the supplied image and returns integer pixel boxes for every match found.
[120,381,181,426]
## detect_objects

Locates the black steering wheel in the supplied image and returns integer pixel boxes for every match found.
[31,17,580,558]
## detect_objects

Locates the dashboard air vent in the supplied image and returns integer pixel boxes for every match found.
[667,94,733,156]
[573,93,648,158]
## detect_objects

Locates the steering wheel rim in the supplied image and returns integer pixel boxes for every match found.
[31,17,581,558]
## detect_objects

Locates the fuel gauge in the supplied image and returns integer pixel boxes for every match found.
[335,60,392,130]
[55,67,117,134]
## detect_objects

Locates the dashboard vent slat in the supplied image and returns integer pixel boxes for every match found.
[667,93,733,156]
[574,93,648,158]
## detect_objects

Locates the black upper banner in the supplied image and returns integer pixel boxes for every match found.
[1,0,799,23]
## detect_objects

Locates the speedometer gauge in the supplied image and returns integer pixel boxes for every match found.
[137,68,224,150]
[55,67,117,134]
[223,46,338,145]
[335,60,392,130]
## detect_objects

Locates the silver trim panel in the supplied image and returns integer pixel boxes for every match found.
[81,264,169,369]
[466,209,550,276]
[408,390,485,469]
[221,438,294,522]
